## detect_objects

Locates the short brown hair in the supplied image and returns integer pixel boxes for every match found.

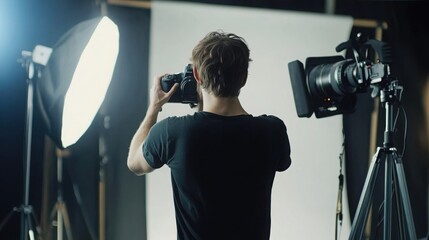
[191,31,251,97]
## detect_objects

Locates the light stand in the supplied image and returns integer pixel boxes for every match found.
[49,148,73,240]
[19,53,39,240]
[0,47,51,240]
[348,80,417,239]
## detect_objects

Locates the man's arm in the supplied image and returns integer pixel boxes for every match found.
[127,74,178,175]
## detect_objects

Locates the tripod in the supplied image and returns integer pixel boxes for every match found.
[48,148,73,240]
[0,53,41,240]
[46,146,97,240]
[349,80,417,239]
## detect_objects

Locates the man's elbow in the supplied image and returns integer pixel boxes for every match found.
[126,154,143,175]
[127,155,154,176]
[127,160,144,176]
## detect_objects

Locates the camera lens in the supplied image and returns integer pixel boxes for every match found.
[180,76,197,102]
[308,59,359,99]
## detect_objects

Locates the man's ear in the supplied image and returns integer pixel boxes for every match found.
[193,65,202,84]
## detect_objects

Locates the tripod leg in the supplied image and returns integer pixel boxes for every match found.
[26,212,34,240]
[58,201,73,240]
[20,205,38,240]
[58,204,63,240]
[21,206,28,240]
[393,153,417,239]
[349,148,383,240]
[392,163,405,239]
[0,207,19,232]
[29,206,41,238]
[50,202,65,240]
[50,201,74,240]
[384,152,393,240]
[71,183,97,240]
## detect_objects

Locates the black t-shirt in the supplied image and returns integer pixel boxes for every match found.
[143,111,291,240]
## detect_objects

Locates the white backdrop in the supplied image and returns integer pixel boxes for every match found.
[147,1,353,239]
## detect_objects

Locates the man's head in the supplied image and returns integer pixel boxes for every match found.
[191,31,251,97]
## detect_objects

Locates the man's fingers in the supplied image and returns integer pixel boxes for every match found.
[155,74,168,90]
[167,83,179,96]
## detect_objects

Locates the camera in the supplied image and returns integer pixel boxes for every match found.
[288,33,392,118]
[161,64,198,106]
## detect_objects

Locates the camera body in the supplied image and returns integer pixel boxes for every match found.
[161,64,198,105]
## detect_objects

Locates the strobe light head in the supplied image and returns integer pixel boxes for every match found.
[288,34,392,118]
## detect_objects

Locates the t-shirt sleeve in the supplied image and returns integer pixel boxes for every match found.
[274,117,292,172]
[142,118,169,169]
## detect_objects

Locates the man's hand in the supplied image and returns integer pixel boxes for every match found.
[149,74,179,112]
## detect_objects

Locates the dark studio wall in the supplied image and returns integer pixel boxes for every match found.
[0,0,427,240]
[102,6,150,240]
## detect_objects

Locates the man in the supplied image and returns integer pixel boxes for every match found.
[127,31,291,240]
